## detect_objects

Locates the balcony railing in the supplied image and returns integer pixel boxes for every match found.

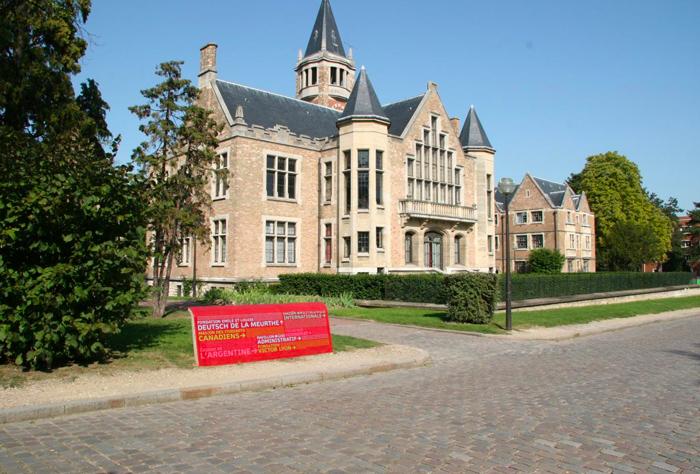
[399,199,477,223]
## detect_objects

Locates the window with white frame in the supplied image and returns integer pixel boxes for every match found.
[531,210,543,223]
[266,155,297,200]
[265,220,297,265]
[343,236,351,259]
[324,161,332,202]
[569,233,575,249]
[376,227,384,250]
[212,219,227,264]
[408,119,459,205]
[486,174,493,219]
[176,236,191,266]
[531,234,544,249]
[585,235,591,250]
[515,234,528,249]
[343,151,351,214]
[357,231,369,254]
[213,152,229,199]
[488,235,494,254]
[357,150,369,210]
[583,260,590,272]
[515,212,528,224]
[567,211,573,223]
[582,214,589,226]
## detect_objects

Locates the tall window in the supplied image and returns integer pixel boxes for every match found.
[343,151,351,214]
[488,235,494,254]
[214,152,229,199]
[357,150,369,209]
[265,220,296,265]
[376,151,383,205]
[343,236,351,259]
[454,235,463,264]
[486,174,493,218]
[212,219,227,264]
[266,155,297,200]
[330,67,338,85]
[376,227,384,250]
[177,236,191,266]
[324,223,332,264]
[454,168,462,205]
[311,67,318,85]
[357,231,369,253]
[569,233,575,249]
[405,233,414,264]
[407,157,415,199]
[324,161,332,202]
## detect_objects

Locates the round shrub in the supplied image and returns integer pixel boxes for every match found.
[445,273,498,324]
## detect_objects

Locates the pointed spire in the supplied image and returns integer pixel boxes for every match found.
[338,67,389,125]
[305,0,347,58]
[460,106,494,151]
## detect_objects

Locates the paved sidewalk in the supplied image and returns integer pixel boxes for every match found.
[1,314,699,473]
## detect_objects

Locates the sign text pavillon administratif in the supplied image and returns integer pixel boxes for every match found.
[189,302,333,366]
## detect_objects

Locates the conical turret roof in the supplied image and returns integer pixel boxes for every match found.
[305,0,347,58]
[338,68,389,125]
[460,106,494,150]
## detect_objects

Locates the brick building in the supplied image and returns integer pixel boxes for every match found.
[495,174,596,273]
[161,0,499,293]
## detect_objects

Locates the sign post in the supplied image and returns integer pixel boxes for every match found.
[189,302,333,367]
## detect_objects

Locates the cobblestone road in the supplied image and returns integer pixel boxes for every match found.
[1,314,699,473]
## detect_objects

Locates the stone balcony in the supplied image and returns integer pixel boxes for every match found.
[399,199,477,224]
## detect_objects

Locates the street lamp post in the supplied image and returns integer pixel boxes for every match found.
[498,177,516,331]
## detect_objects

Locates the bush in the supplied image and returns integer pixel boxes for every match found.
[383,274,448,304]
[500,271,694,301]
[200,286,354,309]
[277,273,385,300]
[444,273,498,324]
[527,249,565,274]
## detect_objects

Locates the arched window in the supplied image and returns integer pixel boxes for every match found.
[405,232,414,264]
[454,235,463,265]
[424,232,443,269]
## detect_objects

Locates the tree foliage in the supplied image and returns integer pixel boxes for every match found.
[527,248,566,274]
[572,151,673,271]
[0,0,148,369]
[130,61,222,318]
[687,203,700,275]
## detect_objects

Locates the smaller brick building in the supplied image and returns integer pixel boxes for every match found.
[495,174,596,273]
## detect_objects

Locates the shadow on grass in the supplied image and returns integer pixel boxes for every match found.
[107,319,189,358]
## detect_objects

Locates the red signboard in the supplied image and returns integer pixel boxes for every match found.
[189,302,333,366]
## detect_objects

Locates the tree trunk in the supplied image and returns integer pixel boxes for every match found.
[153,245,175,318]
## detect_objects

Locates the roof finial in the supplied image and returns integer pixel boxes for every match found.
[361,65,366,71]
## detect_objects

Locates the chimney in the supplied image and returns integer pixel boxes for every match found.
[450,117,461,134]
[198,43,218,88]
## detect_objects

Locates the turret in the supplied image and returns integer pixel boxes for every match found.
[295,0,355,110]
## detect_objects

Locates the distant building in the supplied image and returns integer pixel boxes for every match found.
[495,174,596,273]
[158,0,500,294]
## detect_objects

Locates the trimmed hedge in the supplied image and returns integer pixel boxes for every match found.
[445,273,498,323]
[278,271,694,305]
[502,272,694,301]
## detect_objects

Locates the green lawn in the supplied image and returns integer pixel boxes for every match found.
[331,295,700,334]
[0,311,379,389]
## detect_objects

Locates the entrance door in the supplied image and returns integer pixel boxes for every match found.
[424,232,442,269]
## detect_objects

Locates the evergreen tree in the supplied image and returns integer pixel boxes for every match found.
[130,61,222,318]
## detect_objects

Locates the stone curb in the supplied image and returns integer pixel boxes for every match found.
[0,349,431,425]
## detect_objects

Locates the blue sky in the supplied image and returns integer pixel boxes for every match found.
[75,0,699,211]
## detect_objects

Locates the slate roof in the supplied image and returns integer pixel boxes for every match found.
[305,0,347,58]
[495,187,518,211]
[383,95,424,136]
[532,176,568,207]
[338,68,389,124]
[215,80,341,139]
[460,106,493,150]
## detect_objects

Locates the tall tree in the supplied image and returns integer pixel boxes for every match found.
[687,203,700,275]
[130,61,222,318]
[573,151,673,271]
[0,0,148,369]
